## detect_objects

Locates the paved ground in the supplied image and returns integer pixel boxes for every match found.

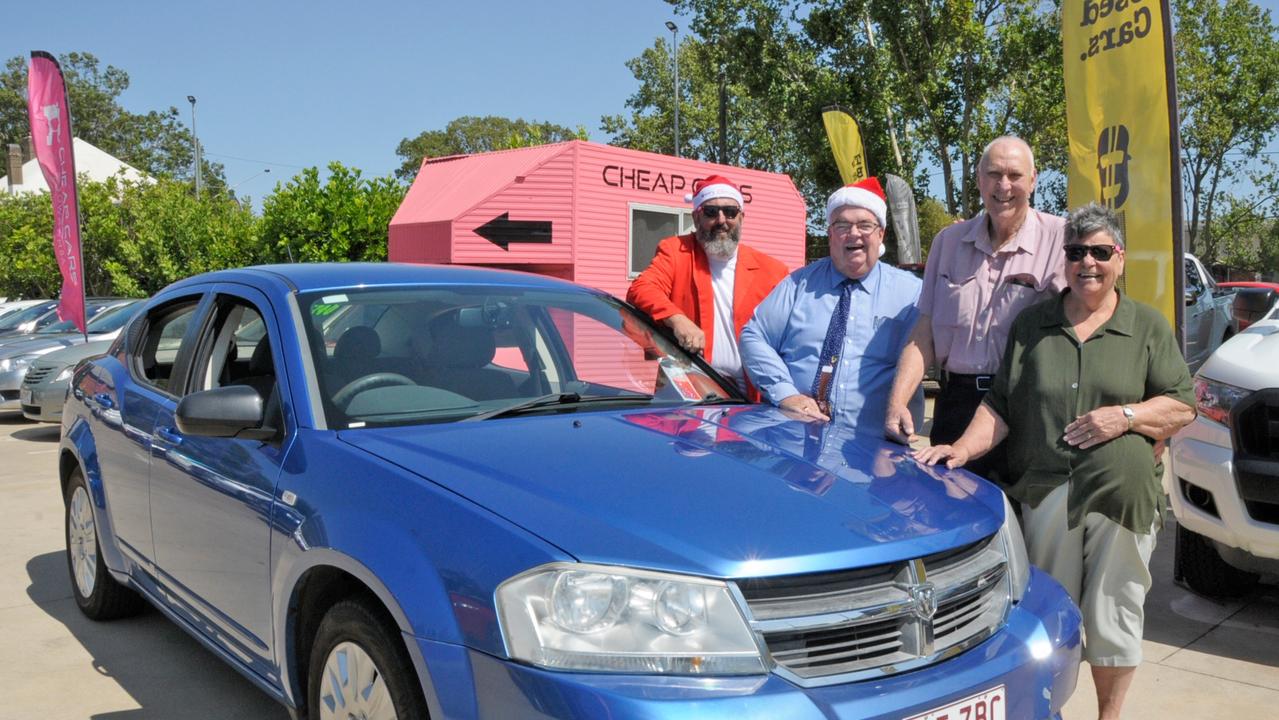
[2,408,1276,719]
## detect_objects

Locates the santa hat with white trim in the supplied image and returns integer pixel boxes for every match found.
[826,176,887,227]
[685,175,744,210]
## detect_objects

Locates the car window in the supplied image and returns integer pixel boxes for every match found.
[134,300,201,393]
[189,297,274,395]
[1185,258,1205,296]
[0,301,57,332]
[299,286,733,428]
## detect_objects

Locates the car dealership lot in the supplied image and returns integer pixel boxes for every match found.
[0,411,1276,719]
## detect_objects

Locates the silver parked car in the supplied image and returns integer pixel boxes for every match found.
[0,300,141,412]
[20,339,113,422]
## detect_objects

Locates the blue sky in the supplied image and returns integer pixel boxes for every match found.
[9,0,1279,207]
[8,0,686,201]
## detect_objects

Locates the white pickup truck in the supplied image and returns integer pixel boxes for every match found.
[1183,253,1238,372]
[1168,288,1279,596]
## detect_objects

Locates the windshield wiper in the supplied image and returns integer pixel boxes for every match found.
[467,392,654,421]
[679,393,750,407]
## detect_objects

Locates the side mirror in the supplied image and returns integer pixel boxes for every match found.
[175,384,276,441]
[1184,287,1202,306]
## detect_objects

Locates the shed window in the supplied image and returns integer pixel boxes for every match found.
[629,204,693,276]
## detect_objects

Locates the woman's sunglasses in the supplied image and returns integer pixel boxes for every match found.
[1063,244,1118,262]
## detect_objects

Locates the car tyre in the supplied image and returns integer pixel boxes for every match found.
[64,468,145,620]
[1175,522,1259,598]
[309,598,429,720]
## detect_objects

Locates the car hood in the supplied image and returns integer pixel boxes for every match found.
[30,339,114,369]
[0,331,115,358]
[1201,318,1279,390]
[338,405,1005,579]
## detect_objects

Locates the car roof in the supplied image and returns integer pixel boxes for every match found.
[164,262,592,296]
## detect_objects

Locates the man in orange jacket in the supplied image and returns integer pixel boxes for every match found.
[627,175,788,396]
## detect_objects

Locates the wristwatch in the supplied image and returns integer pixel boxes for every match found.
[1122,405,1135,430]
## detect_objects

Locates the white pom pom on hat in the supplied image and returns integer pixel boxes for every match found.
[685,174,744,209]
[826,176,887,227]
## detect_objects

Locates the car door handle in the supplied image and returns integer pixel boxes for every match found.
[156,427,184,445]
[93,393,115,410]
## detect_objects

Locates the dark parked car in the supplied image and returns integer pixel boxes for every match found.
[60,263,1079,720]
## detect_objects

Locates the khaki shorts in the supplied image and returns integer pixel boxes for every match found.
[1021,483,1157,667]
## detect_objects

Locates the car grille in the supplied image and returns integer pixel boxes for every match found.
[1232,388,1279,524]
[734,535,1010,686]
[23,364,57,386]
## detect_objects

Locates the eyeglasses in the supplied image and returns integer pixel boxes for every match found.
[699,205,741,220]
[1063,244,1118,262]
[830,221,881,236]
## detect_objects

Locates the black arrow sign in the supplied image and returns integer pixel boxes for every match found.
[475,213,553,250]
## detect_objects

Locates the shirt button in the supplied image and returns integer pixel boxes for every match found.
[1071,382,1078,389]
[976,335,983,341]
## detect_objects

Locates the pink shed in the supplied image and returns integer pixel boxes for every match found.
[388,140,807,296]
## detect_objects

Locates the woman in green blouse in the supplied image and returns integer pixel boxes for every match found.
[915,202,1196,720]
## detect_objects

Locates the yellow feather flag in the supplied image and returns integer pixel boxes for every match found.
[822,105,868,184]
[1063,0,1184,339]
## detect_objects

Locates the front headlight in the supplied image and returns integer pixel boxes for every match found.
[0,354,36,374]
[997,494,1031,602]
[54,365,75,383]
[1194,376,1248,428]
[497,563,767,675]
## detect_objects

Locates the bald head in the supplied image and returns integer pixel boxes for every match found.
[979,136,1036,175]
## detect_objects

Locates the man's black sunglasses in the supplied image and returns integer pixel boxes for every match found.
[699,205,741,219]
[1063,244,1118,262]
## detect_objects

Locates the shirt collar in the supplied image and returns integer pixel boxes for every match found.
[837,259,880,293]
[1042,288,1137,337]
[968,209,1042,257]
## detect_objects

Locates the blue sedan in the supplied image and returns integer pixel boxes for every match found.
[59,263,1079,720]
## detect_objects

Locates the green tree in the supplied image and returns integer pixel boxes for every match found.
[98,177,264,295]
[605,2,851,223]
[612,1,1062,223]
[258,162,405,263]
[394,116,587,180]
[807,0,1063,216]
[1174,0,1279,266]
[0,175,261,297]
[0,52,224,188]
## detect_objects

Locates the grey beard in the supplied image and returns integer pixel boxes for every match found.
[698,229,739,261]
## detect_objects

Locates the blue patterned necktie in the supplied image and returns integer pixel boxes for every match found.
[811,278,858,415]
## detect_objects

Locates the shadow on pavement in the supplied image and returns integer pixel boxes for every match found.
[13,423,60,442]
[1135,520,1279,669]
[26,551,290,719]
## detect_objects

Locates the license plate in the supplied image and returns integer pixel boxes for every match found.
[19,388,31,405]
[905,686,1006,720]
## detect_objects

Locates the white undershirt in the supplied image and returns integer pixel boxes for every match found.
[706,253,743,392]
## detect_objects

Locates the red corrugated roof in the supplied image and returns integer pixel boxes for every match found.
[391,142,572,225]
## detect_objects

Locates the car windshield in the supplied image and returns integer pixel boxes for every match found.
[0,302,57,332]
[300,285,737,428]
[84,301,143,332]
[37,301,133,334]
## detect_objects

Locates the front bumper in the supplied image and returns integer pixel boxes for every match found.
[412,568,1080,719]
[20,379,66,422]
[0,367,30,410]
[1169,418,1279,561]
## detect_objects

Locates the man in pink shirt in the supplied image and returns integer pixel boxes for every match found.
[884,136,1066,486]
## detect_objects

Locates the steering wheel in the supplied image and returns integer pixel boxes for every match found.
[332,372,417,408]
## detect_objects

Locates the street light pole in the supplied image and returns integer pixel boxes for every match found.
[187,95,202,199]
[665,21,681,158]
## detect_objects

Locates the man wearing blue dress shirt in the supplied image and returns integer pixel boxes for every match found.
[740,177,924,432]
